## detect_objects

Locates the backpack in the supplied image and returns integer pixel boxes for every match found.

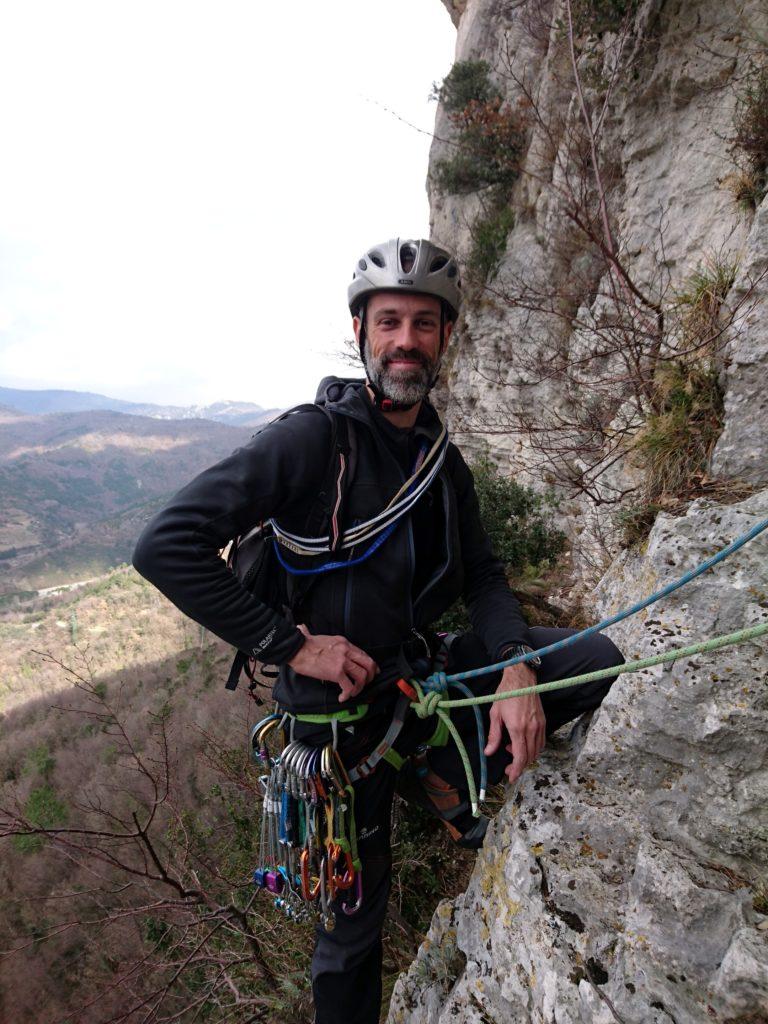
[224,403,357,692]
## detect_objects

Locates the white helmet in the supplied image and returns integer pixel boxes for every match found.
[348,238,462,321]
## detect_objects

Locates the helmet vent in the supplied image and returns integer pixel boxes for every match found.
[369,251,385,268]
[399,244,417,273]
[358,259,368,271]
[447,265,458,279]
[429,255,448,273]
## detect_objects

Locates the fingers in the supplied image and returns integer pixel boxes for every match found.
[287,631,379,696]
[503,716,546,783]
[505,730,530,784]
[535,720,546,758]
[345,645,379,684]
[336,670,360,703]
[337,656,370,701]
[484,710,503,756]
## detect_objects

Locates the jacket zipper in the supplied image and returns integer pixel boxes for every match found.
[412,472,451,620]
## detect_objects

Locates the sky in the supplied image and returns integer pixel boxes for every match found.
[0,1,456,409]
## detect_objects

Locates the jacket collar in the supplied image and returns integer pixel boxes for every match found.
[314,376,445,444]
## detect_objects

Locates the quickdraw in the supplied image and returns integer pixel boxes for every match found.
[250,714,362,931]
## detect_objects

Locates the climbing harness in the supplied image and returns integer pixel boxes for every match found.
[251,714,362,931]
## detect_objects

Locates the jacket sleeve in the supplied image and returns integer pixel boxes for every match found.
[132,409,332,665]
[453,447,533,660]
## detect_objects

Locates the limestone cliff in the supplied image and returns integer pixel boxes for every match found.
[390,1,768,1021]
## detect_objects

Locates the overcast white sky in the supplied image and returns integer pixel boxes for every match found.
[0,1,456,409]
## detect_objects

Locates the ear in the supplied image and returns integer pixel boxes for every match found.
[441,319,454,351]
[352,316,362,344]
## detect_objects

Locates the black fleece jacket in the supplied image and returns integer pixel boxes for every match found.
[132,379,533,707]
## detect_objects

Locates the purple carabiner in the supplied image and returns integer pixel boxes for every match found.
[342,870,363,915]
[265,870,285,894]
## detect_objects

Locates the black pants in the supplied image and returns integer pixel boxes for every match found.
[301,628,624,1024]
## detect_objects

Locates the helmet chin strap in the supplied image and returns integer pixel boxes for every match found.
[359,302,446,413]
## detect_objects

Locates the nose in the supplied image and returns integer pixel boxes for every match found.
[399,317,423,350]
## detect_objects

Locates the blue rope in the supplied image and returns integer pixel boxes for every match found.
[273,442,429,578]
[420,672,488,799]
[273,521,397,576]
[436,515,768,685]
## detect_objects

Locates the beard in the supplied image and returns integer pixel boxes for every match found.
[364,346,441,406]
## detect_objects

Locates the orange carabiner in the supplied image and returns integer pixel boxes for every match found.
[300,849,321,901]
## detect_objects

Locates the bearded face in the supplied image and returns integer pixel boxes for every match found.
[364,344,441,406]
[358,292,450,407]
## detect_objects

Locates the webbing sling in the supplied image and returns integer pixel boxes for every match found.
[348,693,412,782]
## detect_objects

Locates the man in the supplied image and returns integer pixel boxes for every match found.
[133,237,623,1024]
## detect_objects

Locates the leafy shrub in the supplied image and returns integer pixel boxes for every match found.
[431,60,524,199]
[630,257,734,515]
[633,362,724,501]
[12,784,69,853]
[468,201,515,282]
[436,455,566,632]
[570,0,638,36]
[732,65,768,207]
[431,60,499,112]
[472,454,566,571]
[432,96,525,195]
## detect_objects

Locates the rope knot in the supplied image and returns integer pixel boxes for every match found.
[413,689,443,719]
[423,671,448,694]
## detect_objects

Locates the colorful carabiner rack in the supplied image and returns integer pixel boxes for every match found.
[250,714,363,932]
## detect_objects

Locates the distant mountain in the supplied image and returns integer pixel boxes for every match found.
[0,409,257,595]
[0,386,281,427]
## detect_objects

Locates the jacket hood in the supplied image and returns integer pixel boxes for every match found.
[314,375,444,440]
[315,375,366,407]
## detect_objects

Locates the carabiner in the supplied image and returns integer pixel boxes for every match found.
[300,848,321,901]
[342,869,363,916]
[319,857,335,932]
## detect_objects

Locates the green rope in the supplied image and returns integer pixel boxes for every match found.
[410,622,768,817]
[412,680,481,816]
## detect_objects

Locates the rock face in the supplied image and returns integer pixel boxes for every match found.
[389,1,768,1021]
[430,0,768,580]
[390,493,768,1023]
